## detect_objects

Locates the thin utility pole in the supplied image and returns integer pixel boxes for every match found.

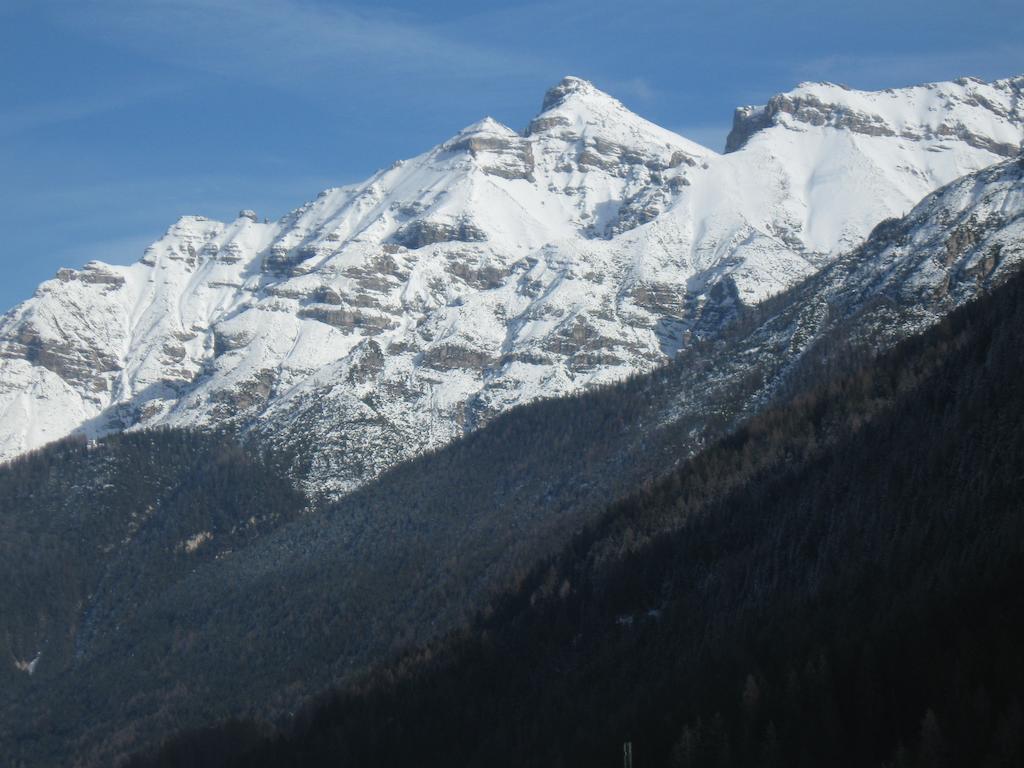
[623,741,633,768]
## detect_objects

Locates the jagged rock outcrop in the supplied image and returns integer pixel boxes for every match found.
[392,217,488,249]
[444,118,536,181]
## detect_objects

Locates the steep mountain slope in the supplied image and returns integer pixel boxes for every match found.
[3,152,1022,766]
[138,248,1024,768]
[1,75,1020,496]
[723,76,1023,251]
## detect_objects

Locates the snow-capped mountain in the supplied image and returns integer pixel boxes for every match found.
[659,150,1024,441]
[1,74,1021,495]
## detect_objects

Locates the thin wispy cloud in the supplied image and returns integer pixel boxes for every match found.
[50,0,551,87]
[0,84,184,139]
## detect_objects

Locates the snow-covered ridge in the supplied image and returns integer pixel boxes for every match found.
[0,73,1021,495]
[726,75,1024,154]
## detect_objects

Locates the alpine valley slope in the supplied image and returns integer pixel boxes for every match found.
[3,149,1022,767]
[1,75,1021,496]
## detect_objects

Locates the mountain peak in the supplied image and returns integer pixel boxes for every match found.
[527,75,707,157]
[450,116,518,140]
[540,76,607,112]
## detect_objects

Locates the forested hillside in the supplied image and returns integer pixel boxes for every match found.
[134,264,1024,768]
[0,431,306,761]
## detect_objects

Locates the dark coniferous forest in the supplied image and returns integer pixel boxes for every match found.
[124,260,1024,765]
[0,431,307,761]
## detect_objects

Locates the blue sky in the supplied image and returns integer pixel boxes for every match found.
[0,0,1020,312]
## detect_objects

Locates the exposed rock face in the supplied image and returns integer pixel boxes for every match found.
[0,74,1021,497]
[392,218,488,249]
[297,305,398,334]
[0,324,120,394]
[540,75,594,111]
[420,342,495,371]
[724,104,773,153]
[444,119,536,181]
[73,263,127,288]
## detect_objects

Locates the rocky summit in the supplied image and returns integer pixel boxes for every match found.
[1,74,1021,497]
